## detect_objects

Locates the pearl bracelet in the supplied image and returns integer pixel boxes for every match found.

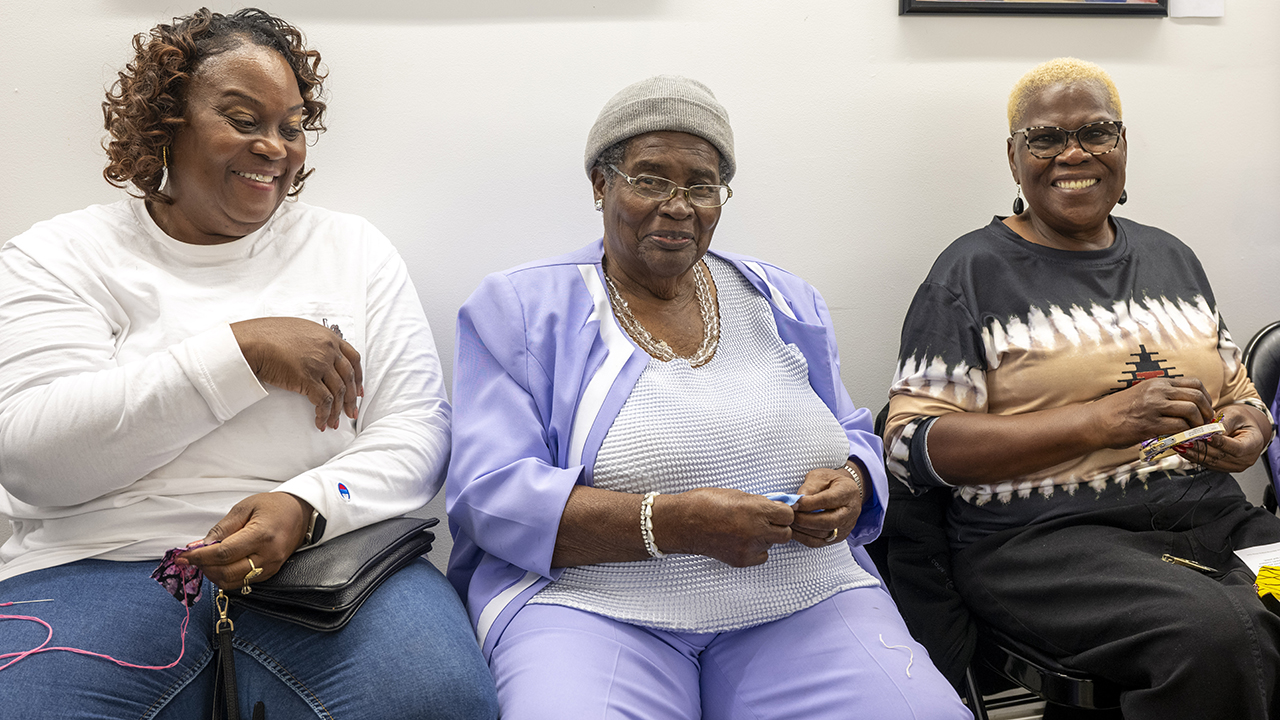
[641,491,666,558]
[842,464,865,504]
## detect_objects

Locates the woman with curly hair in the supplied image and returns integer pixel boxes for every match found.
[0,8,497,718]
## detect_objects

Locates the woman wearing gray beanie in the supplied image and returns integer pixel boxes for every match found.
[446,75,969,719]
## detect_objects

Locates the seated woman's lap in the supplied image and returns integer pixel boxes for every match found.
[953,496,1280,720]
[490,585,971,720]
[0,559,214,717]
[0,557,497,720]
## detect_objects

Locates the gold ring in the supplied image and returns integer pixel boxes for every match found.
[825,528,839,543]
[242,557,264,594]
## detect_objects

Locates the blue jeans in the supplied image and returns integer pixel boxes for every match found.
[0,558,498,719]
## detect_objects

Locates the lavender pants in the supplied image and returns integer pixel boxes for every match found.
[489,585,972,720]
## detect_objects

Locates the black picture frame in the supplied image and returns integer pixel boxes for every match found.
[900,0,1168,15]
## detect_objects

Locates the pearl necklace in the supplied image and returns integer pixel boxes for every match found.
[603,260,720,368]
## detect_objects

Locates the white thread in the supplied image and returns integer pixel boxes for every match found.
[879,634,914,678]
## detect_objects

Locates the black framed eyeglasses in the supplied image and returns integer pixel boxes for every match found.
[608,165,732,208]
[1011,120,1124,159]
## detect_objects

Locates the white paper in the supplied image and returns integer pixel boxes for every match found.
[1170,0,1225,18]
[1234,540,1280,576]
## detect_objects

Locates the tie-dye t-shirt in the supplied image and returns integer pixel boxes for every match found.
[885,216,1260,546]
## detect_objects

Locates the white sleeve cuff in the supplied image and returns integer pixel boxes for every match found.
[168,323,269,422]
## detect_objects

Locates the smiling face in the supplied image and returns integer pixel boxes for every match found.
[592,131,723,295]
[152,42,307,245]
[1007,81,1126,249]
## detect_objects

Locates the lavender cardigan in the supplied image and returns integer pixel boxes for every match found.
[445,240,886,658]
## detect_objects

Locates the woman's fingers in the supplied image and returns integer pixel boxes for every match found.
[231,317,364,430]
[313,354,358,430]
[335,353,359,420]
[661,489,794,567]
[309,371,339,430]
[180,493,312,589]
[340,340,363,397]
[1193,405,1269,472]
[789,524,841,548]
[319,367,347,430]
[1164,379,1215,427]
[789,467,862,548]
[789,518,847,548]
[1102,377,1215,447]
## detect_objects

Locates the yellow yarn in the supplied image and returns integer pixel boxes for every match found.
[1256,566,1280,602]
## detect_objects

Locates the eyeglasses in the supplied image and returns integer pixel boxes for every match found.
[1011,120,1124,159]
[608,165,732,208]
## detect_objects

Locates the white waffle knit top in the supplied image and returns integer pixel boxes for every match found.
[529,255,877,632]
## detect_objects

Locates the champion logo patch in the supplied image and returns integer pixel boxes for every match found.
[337,483,351,502]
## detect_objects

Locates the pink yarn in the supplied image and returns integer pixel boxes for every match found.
[0,603,191,672]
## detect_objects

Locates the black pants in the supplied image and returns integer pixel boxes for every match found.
[954,478,1280,720]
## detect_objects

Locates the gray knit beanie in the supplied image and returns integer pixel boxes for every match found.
[584,75,735,182]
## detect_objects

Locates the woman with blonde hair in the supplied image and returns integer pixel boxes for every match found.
[887,57,1280,719]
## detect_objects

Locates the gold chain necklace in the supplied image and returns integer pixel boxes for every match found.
[603,260,720,367]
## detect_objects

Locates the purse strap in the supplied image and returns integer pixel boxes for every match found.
[212,590,241,720]
[212,589,266,720]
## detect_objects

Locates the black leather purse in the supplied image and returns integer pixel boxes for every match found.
[211,516,438,720]
[237,515,438,631]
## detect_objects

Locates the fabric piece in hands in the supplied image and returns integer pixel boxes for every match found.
[152,541,219,607]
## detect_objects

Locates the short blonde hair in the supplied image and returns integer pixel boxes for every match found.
[1007,57,1122,132]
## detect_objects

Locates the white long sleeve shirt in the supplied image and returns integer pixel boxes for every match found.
[0,198,451,581]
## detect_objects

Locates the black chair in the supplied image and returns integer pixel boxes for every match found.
[1243,321,1280,513]
[869,406,1123,719]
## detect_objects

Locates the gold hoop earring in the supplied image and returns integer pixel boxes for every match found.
[289,166,308,195]
[160,146,170,191]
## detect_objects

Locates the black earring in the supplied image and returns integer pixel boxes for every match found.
[1118,189,1128,205]
[1012,185,1024,215]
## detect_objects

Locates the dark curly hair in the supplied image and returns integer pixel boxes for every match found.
[102,7,327,204]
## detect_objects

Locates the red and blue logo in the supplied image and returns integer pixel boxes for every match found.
[337,483,351,502]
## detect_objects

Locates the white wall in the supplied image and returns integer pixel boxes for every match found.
[2,0,1277,529]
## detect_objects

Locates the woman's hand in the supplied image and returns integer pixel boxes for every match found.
[1178,403,1272,473]
[178,492,312,590]
[654,488,794,567]
[1090,377,1216,449]
[789,464,865,548]
[928,377,1224,485]
[231,317,363,431]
